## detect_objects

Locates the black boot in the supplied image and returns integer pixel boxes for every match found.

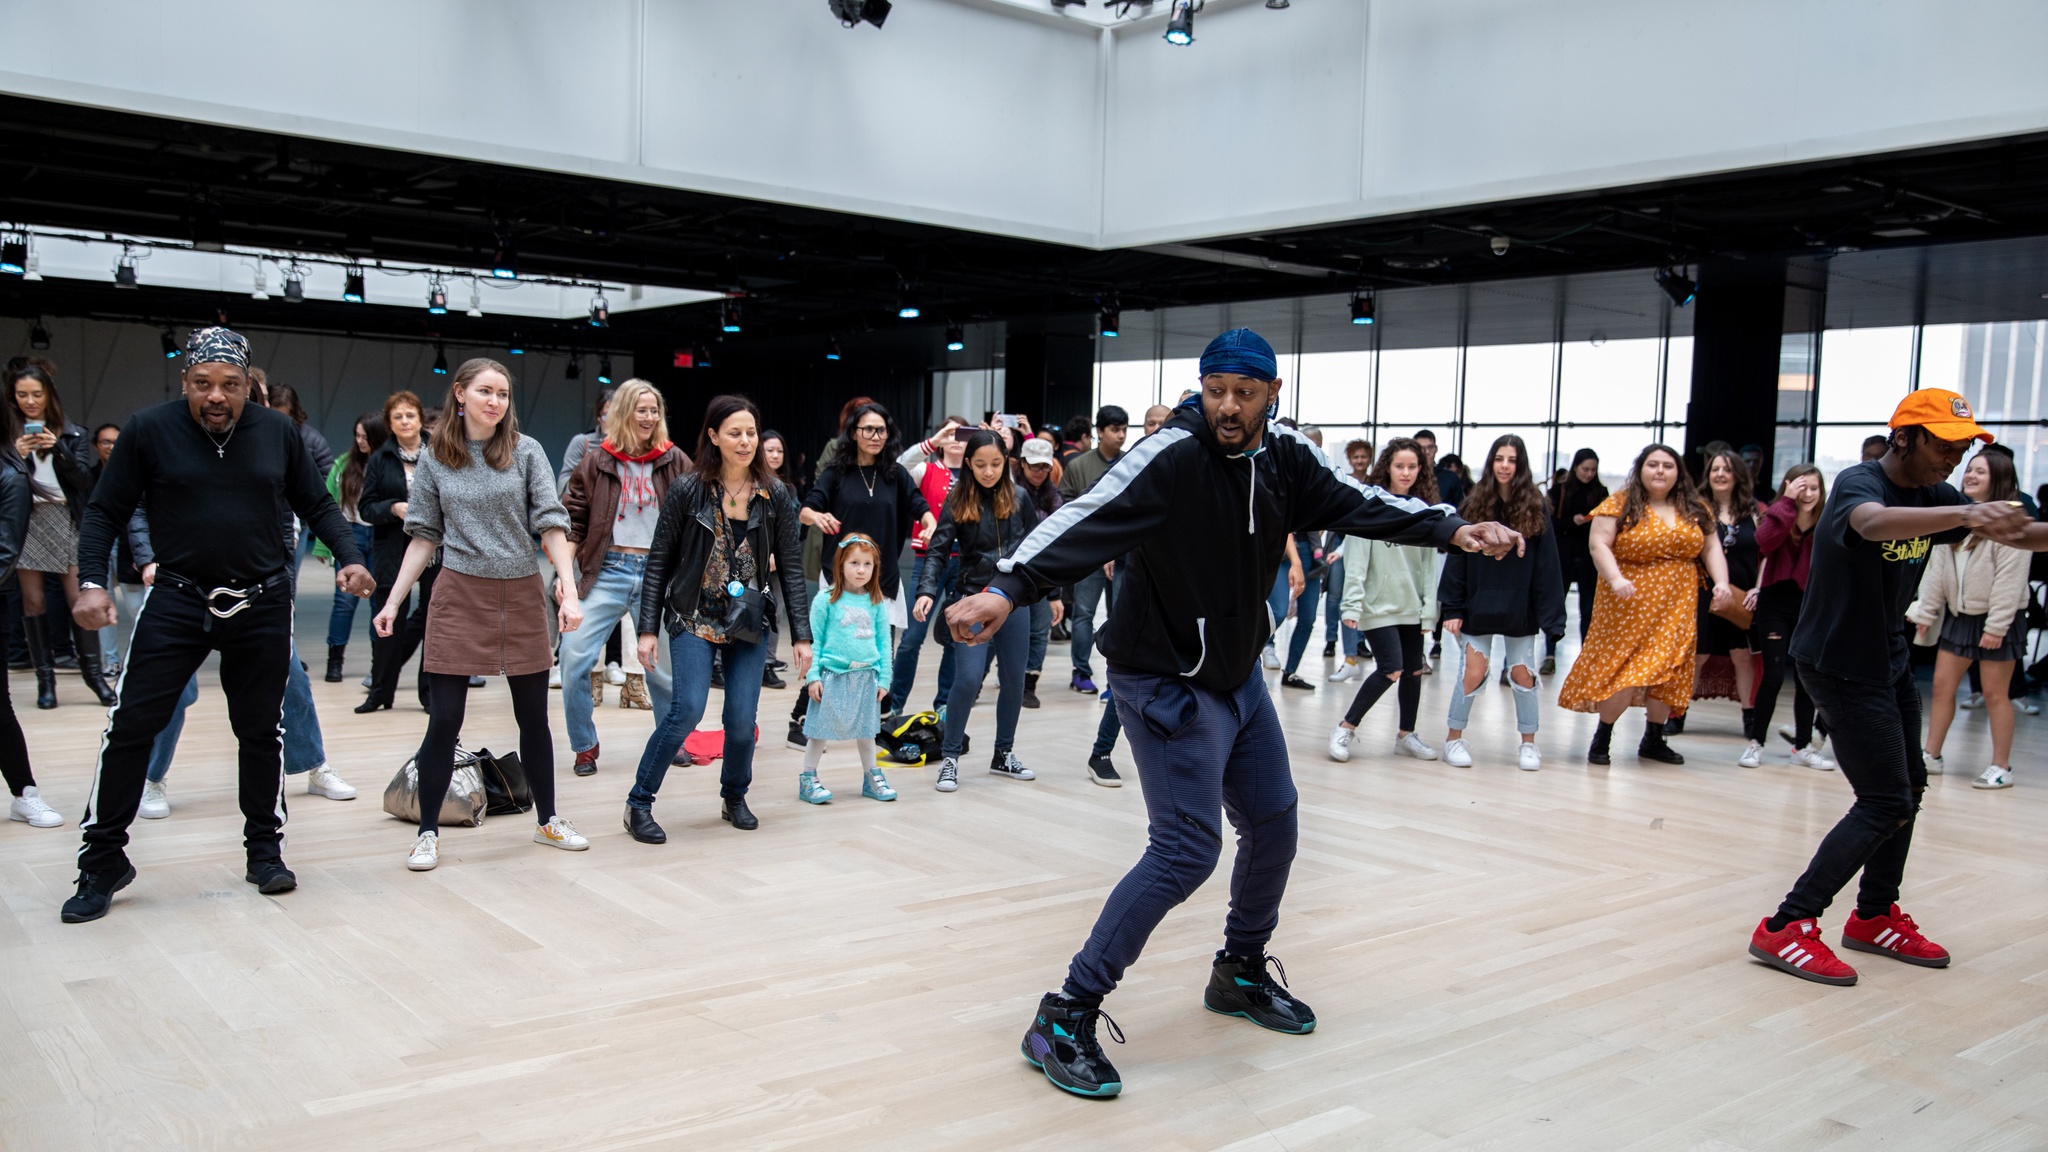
[1639,720,1686,764]
[1663,713,1687,736]
[720,796,758,830]
[1022,671,1041,710]
[624,804,667,844]
[23,621,57,710]
[1587,720,1614,765]
[1205,950,1317,1034]
[1021,992,1124,1098]
[72,625,118,706]
[325,645,346,683]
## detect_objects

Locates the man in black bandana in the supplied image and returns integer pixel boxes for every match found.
[62,327,375,923]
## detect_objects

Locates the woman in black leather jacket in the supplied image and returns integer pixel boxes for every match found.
[355,391,433,711]
[0,406,60,826]
[625,394,811,842]
[913,430,1061,792]
[5,356,113,708]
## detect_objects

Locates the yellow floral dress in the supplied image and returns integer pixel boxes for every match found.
[1558,492,1704,715]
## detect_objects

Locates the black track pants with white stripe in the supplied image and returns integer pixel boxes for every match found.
[77,585,293,875]
[1062,664,1299,1003]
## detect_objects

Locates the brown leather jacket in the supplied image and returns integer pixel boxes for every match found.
[562,441,691,597]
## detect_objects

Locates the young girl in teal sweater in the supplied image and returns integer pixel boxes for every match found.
[801,534,896,803]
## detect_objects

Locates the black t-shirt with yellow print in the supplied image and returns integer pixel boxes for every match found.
[1790,459,1967,684]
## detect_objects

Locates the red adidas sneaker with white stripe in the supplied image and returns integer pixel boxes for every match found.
[1749,917,1859,986]
[1841,904,1951,968]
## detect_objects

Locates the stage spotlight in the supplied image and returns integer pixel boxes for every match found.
[589,293,610,328]
[467,283,483,317]
[427,279,449,314]
[1350,291,1375,325]
[565,357,582,381]
[1656,266,1697,307]
[432,344,449,375]
[826,338,843,362]
[1099,305,1121,338]
[1164,0,1197,45]
[343,267,366,303]
[597,355,613,385]
[508,331,525,355]
[1052,0,1086,6]
[897,286,921,320]
[283,264,305,303]
[250,265,270,301]
[491,240,518,279]
[828,0,890,28]
[160,329,180,359]
[720,299,743,333]
[1265,0,1288,8]
[29,321,50,350]
[0,234,25,276]
[945,325,965,352]
[113,247,139,289]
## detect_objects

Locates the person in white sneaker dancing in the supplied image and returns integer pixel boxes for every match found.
[373,358,588,872]
[1749,390,2048,985]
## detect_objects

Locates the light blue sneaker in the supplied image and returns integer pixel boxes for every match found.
[862,766,897,802]
[798,770,833,805]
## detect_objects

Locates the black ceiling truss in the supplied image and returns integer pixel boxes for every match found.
[7,94,2048,349]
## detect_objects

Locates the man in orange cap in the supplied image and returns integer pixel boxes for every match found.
[1750,388,2048,986]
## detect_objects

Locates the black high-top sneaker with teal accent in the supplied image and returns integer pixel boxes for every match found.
[1021,992,1125,1098]
[1203,951,1317,1034]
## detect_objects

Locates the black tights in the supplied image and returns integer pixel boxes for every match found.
[1344,623,1424,731]
[1751,583,1827,748]
[0,664,33,795]
[414,671,555,833]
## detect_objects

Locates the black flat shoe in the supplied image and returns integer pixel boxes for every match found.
[720,797,758,830]
[624,805,667,844]
[1280,673,1315,690]
[60,863,136,923]
[762,666,786,690]
[245,860,298,894]
[354,698,393,714]
[1638,739,1686,765]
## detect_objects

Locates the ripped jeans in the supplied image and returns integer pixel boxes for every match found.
[1447,633,1540,734]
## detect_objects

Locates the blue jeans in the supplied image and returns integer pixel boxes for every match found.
[325,523,375,647]
[1265,565,1290,635]
[147,637,326,781]
[944,603,1028,757]
[1069,568,1112,681]
[1447,633,1539,734]
[630,629,768,807]
[1028,598,1051,673]
[1324,557,1358,657]
[1090,692,1122,759]
[559,553,673,754]
[1281,570,1324,676]
[888,553,957,713]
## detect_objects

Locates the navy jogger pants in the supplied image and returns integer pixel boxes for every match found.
[1063,663,1299,1003]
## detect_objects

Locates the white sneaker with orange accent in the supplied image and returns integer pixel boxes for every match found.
[534,816,589,851]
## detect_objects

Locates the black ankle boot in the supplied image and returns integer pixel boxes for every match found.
[1663,713,1686,736]
[1022,671,1041,710]
[720,796,758,830]
[325,645,346,683]
[23,622,57,710]
[72,625,118,706]
[1639,721,1686,764]
[1587,720,1614,765]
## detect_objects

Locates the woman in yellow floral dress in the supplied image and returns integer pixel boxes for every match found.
[1559,443,1732,765]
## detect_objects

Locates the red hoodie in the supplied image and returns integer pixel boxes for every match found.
[1755,495,1814,591]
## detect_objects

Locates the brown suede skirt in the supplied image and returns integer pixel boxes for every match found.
[424,568,553,677]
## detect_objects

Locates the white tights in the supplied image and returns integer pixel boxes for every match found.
[804,738,879,776]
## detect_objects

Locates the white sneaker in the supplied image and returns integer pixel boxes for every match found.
[1262,644,1281,671]
[2021,698,2042,716]
[604,662,627,686]
[1923,751,1944,776]
[1328,659,1360,683]
[1790,746,1836,771]
[1780,725,1826,755]
[935,757,960,792]
[305,764,357,800]
[1959,692,1985,710]
[1393,732,1440,761]
[407,831,439,871]
[534,816,589,851]
[138,779,170,820]
[990,750,1036,780]
[1738,741,1763,769]
[547,665,562,689]
[1973,764,2014,790]
[9,786,63,828]
[1517,743,1542,772]
[1327,725,1355,763]
[1442,738,1472,768]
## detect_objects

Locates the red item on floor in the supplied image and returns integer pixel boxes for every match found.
[682,726,759,765]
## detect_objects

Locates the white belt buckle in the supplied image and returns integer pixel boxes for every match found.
[205,585,256,619]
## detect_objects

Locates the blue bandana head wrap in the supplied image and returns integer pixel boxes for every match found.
[185,326,250,369]
[1198,327,1278,382]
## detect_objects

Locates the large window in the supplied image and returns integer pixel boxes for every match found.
[1376,347,1458,430]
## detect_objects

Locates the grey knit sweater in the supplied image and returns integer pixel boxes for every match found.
[405,434,570,579]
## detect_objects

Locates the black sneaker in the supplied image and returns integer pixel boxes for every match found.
[1280,673,1314,690]
[1322,640,1336,658]
[1021,992,1125,1099]
[1203,951,1316,1034]
[762,665,786,690]
[60,864,137,923]
[245,859,298,894]
[1087,754,1123,788]
[785,721,808,752]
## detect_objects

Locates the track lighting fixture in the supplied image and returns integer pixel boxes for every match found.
[432,344,449,375]
[29,321,50,350]
[508,331,525,355]
[342,267,366,303]
[160,329,180,359]
[1164,0,1198,45]
[721,298,743,333]
[588,293,609,328]
[427,279,449,314]
[945,325,965,352]
[565,357,582,381]
[597,355,613,385]
[1656,265,1697,307]
[826,338,843,362]
[828,0,891,28]
[467,283,483,317]
[113,246,139,289]
[491,239,518,279]
[250,265,270,300]
[897,286,921,320]
[0,233,25,276]
[1265,0,1289,8]
[1099,304,1121,338]
[282,263,305,303]
[1350,290,1375,325]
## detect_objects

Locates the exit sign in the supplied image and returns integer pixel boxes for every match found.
[672,350,695,369]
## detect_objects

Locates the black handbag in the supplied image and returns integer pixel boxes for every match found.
[714,509,769,644]
[475,748,533,816]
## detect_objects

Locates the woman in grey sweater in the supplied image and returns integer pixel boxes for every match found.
[374,358,588,872]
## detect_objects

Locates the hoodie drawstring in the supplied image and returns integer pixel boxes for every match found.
[1245,456,1256,535]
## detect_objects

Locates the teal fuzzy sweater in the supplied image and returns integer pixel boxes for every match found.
[806,591,893,684]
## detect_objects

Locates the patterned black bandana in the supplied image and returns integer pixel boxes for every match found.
[185,326,250,368]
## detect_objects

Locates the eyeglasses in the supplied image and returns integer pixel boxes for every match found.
[855,425,888,438]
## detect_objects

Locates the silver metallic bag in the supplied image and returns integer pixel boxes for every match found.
[382,745,489,828]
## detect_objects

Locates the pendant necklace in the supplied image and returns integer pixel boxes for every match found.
[204,421,236,459]
[858,465,877,498]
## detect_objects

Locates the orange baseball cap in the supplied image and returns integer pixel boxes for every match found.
[1890,388,1993,443]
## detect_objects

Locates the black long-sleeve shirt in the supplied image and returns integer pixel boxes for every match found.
[78,400,361,586]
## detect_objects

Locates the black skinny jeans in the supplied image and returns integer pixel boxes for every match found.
[0,657,33,795]
[413,671,556,834]
[367,563,437,708]
[1776,663,1925,923]
[1343,623,1424,731]
[1751,582,1826,748]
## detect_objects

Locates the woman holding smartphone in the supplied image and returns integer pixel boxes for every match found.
[5,356,114,709]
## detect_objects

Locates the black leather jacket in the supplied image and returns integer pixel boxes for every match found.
[17,421,95,528]
[917,484,1051,605]
[637,473,812,642]
[0,464,29,589]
